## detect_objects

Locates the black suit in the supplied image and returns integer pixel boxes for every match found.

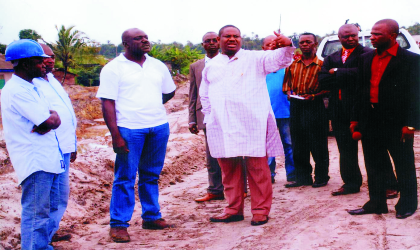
[353,46,420,213]
[319,45,397,191]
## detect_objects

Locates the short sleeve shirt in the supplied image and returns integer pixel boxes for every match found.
[33,73,77,154]
[1,75,64,184]
[96,54,176,129]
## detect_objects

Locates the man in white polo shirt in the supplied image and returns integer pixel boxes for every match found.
[97,28,176,243]
[1,39,63,250]
[33,44,77,243]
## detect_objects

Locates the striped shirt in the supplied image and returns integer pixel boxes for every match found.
[283,56,323,94]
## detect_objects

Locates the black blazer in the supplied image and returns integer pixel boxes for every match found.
[319,44,372,122]
[352,46,420,133]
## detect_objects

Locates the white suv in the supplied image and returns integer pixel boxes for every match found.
[316,28,420,60]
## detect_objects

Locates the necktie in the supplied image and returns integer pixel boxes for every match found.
[339,50,350,101]
[342,50,349,64]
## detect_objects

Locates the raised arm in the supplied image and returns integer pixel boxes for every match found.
[260,32,295,74]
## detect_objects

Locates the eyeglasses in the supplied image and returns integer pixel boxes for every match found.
[203,38,218,44]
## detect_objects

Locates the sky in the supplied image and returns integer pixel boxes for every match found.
[1,0,419,46]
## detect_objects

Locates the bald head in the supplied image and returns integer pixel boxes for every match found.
[121,28,150,57]
[40,44,53,55]
[40,44,55,74]
[202,32,218,42]
[338,24,358,37]
[338,24,359,49]
[375,19,399,34]
[370,19,399,52]
[122,28,144,43]
[262,35,277,51]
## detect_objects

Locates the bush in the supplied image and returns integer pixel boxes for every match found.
[76,66,103,87]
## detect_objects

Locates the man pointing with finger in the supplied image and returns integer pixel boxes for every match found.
[200,25,294,226]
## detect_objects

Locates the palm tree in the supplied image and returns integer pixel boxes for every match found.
[52,25,86,84]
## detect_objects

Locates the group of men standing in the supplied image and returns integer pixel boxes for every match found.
[2,40,76,249]
[188,18,420,230]
[1,17,419,248]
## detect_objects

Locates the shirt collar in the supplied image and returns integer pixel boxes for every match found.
[375,42,399,57]
[11,74,36,89]
[386,42,399,56]
[221,48,243,61]
[342,46,356,53]
[296,55,322,66]
[205,55,211,64]
[118,53,150,62]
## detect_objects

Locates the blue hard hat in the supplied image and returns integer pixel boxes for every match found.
[5,39,50,61]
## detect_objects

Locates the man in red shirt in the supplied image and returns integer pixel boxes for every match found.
[348,19,420,219]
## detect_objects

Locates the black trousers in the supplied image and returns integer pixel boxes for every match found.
[290,98,329,183]
[361,106,417,213]
[204,129,224,194]
[331,117,362,190]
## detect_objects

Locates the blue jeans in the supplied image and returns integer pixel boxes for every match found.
[268,118,295,181]
[21,171,60,250]
[110,123,170,228]
[48,153,71,241]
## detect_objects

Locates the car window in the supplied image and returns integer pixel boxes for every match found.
[321,40,343,58]
[363,34,409,49]
[321,33,410,58]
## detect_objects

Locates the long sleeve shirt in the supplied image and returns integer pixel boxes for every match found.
[199,47,294,158]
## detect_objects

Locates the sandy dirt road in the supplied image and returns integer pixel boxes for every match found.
[1,82,420,250]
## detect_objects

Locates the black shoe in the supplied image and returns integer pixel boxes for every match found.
[271,176,275,184]
[396,210,415,219]
[348,207,388,215]
[250,215,269,226]
[285,181,312,188]
[331,187,359,196]
[210,213,245,223]
[312,181,328,188]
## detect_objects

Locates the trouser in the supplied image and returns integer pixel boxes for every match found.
[268,118,295,181]
[21,171,60,250]
[110,123,170,228]
[361,106,417,212]
[203,129,224,194]
[48,153,71,241]
[290,98,330,183]
[331,117,362,190]
[218,157,272,215]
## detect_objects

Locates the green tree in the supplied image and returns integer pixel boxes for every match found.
[51,25,86,84]
[19,29,43,41]
[99,43,124,59]
[149,45,202,75]
[76,66,103,87]
[0,43,6,54]
[406,23,420,35]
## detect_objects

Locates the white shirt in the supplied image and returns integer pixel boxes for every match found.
[200,47,294,158]
[1,75,64,185]
[33,73,77,154]
[97,54,176,129]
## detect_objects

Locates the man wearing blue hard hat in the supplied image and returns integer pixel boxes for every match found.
[1,39,64,250]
